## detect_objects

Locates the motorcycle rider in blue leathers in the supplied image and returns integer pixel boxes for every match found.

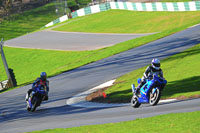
[25,72,49,101]
[135,58,165,95]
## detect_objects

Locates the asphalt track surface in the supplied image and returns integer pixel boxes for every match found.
[1,24,200,133]
[4,30,153,51]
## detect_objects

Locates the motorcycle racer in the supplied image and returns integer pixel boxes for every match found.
[135,58,164,95]
[25,72,49,101]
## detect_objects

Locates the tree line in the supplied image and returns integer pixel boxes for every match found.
[0,0,93,18]
[0,0,50,17]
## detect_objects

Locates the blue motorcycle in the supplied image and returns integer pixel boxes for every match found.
[26,85,47,112]
[131,75,167,108]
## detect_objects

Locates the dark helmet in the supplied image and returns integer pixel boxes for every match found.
[40,72,47,81]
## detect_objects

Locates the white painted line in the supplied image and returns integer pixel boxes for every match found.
[66,80,116,107]
[92,80,116,90]
[189,23,200,28]
[4,45,72,51]
[46,30,157,36]
[67,101,129,108]
[159,99,176,103]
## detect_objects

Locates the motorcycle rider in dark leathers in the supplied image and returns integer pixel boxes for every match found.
[25,72,49,101]
[135,58,165,95]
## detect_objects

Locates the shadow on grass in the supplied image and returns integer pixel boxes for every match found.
[162,46,200,63]
[162,76,200,98]
[93,76,200,103]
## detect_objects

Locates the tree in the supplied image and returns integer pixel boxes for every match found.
[77,0,91,7]
[0,0,13,15]
[67,0,78,10]
[67,0,91,11]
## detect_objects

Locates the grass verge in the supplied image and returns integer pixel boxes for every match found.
[29,111,200,133]
[89,43,200,103]
[53,10,200,33]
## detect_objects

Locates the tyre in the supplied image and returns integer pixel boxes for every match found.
[27,105,31,111]
[31,98,38,112]
[31,97,43,112]
[26,97,32,111]
[149,88,161,106]
[131,95,141,108]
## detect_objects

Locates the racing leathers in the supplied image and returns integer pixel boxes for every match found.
[136,65,164,94]
[26,78,49,101]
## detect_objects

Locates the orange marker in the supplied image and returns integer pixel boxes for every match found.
[102,92,107,98]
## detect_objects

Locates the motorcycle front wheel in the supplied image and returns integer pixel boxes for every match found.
[26,104,31,111]
[149,88,161,106]
[131,95,141,108]
[31,98,38,112]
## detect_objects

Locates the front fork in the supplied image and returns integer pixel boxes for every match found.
[27,92,35,108]
[27,97,32,108]
[131,84,135,93]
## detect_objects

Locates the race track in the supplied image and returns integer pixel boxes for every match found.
[4,30,153,51]
[0,24,200,133]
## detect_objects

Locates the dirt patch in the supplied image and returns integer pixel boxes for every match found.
[113,81,125,85]
[86,86,131,103]
[176,96,188,100]
[176,94,200,100]
[86,87,108,101]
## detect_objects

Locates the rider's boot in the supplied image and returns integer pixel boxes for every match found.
[25,89,32,101]
[25,93,29,101]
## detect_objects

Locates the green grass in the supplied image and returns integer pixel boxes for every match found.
[0,47,95,85]
[98,43,200,103]
[0,2,64,41]
[53,10,200,33]
[0,25,195,87]
[1,10,200,91]
[29,111,200,133]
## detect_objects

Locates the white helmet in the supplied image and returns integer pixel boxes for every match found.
[151,58,160,70]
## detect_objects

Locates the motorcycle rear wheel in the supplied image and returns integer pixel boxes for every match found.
[149,88,161,106]
[131,95,141,108]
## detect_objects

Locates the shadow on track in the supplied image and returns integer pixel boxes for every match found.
[63,33,200,75]
[0,99,115,123]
